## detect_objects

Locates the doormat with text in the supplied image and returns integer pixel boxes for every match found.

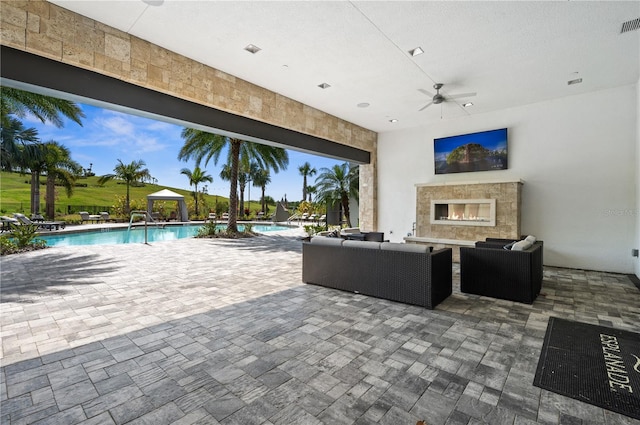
[534,317,640,420]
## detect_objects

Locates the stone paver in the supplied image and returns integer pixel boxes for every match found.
[1,228,639,424]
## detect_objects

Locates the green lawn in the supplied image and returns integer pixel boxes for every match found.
[0,170,240,218]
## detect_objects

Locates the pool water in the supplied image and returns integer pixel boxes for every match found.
[40,224,292,247]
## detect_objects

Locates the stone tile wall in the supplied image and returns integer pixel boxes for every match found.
[0,0,378,229]
[416,181,522,241]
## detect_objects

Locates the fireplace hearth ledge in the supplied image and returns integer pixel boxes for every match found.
[403,236,476,246]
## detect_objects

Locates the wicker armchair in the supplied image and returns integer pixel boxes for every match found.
[460,238,544,304]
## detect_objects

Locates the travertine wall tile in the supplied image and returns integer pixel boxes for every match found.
[1,21,26,48]
[416,181,522,241]
[2,3,28,28]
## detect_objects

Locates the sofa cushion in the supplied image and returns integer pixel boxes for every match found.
[380,242,431,253]
[525,235,537,243]
[511,239,533,251]
[310,236,344,246]
[342,240,380,249]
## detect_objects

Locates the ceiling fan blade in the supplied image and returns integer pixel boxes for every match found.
[447,92,477,100]
[418,88,435,98]
[418,101,434,111]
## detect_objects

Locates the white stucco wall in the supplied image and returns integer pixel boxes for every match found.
[636,78,640,278]
[378,85,637,273]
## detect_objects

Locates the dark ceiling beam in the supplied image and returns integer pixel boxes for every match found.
[0,45,370,164]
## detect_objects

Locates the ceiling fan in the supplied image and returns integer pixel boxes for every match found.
[418,83,476,111]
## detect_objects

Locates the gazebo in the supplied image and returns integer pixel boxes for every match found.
[146,189,189,221]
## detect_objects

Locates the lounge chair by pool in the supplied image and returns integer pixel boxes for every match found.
[1,216,19,232]
[13,213,65,230]
[79,211,102,223]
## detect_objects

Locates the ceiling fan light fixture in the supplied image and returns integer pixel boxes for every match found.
[408,47,424,57]
[244,44,261,54]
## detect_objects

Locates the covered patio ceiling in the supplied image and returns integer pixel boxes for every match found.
[49,1,639,132]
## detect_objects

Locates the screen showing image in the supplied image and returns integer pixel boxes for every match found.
[434,128,508,174]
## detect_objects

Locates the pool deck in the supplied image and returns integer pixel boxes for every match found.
[1,232,639,424]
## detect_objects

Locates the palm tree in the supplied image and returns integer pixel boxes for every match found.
[252,167,271,214]
[298,162,317,202]
[180,166,213,216]
[2,88,84,214]
[314,163,359,226]
[306,185,317,203]
[0,117,41,171]
[1,87,84,128]
[178,129,289,233]
[41,141,82,219]
[98,159,152,216]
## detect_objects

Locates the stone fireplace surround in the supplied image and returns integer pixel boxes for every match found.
[405,180,523,261]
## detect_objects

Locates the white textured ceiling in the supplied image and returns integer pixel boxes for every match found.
[51,1,639,133]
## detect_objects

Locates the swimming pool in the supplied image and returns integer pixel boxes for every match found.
[39,224,294,247]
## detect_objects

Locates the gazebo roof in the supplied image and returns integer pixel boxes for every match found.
[146,189,184,200]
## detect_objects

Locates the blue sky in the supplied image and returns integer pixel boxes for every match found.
[25,103,345,202]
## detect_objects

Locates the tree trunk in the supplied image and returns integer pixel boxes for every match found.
[341,193,350,226]
[30,171,41,214]
[125,183,131,216]
[45,173,56,219]
[227,140,241,233]
[194,183,199,216]
[302,175,307,202]
[261,186,266,213]
[239,183,245,219]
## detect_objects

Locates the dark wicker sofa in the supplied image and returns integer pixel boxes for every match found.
[460,238,544,304]
[302,237,452,309]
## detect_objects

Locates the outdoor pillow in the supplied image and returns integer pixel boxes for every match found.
[502,241,517,250]
[525,235,537,243]
[511,239,533,251]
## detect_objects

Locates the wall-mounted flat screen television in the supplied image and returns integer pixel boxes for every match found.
[434,128,508,174]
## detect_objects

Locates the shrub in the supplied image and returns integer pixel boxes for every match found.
[196,221,220,237]
[0,224,47,255]
[196,222,256,239]
[303,224,326,237]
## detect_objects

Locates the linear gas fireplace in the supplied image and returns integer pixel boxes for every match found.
[406,181,522,261]
[430,199,496,227]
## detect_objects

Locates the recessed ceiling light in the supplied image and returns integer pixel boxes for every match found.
[408,47,424,57]
[357,103,370,108]
[318,83,331,89]
[244,44,261,54]
[142,0,164,5]
[463,102,474,107]
[389,119,398,123]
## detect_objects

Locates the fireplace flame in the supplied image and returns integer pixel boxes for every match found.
[447,212,483,221]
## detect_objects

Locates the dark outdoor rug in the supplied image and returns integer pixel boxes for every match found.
[534,317,640,420]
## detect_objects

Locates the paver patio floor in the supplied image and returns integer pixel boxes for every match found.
[1,230,639,424]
